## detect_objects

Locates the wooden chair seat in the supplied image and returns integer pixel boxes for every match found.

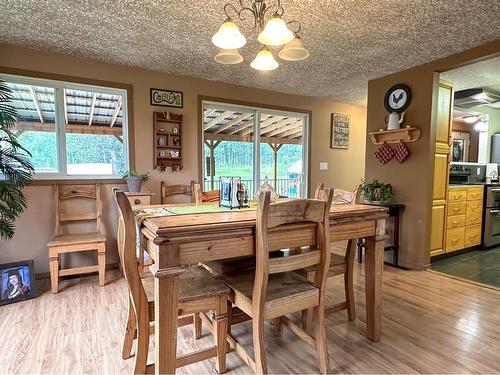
[47,232,106,247]
[142,266,230,304]
[221,271,318,320]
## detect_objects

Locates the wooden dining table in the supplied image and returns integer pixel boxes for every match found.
[140,202,388,374]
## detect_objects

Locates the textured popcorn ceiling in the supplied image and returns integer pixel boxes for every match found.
[1,1,500,106]
[441,56,500,91]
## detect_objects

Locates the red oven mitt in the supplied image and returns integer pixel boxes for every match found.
[375,143,394,164]
[394,142,410,163]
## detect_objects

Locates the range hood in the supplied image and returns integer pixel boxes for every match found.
[454,88,500,108]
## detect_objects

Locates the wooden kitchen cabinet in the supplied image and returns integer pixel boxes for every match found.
[445,185,483,253]
[448,202,467,216]
[447,214,466,229]
[429,81,453,257]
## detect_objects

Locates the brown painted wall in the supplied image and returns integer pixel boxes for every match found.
[0,44,367,274]
[365,41,500,270]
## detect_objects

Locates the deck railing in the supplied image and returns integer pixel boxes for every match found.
[204,178,303,198]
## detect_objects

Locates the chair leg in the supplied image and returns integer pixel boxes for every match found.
[97,243,106,286]
[345,239,356,321]
[252,312,268,374]
[213,296,228,374]
[313,305,330,374]
[49,254,59,294]
[122,297,137,359]
[301,308,313,332]
[273,317,283,337]
[194,312,202,339]
[133,306,150,375]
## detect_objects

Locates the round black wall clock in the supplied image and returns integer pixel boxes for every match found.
[384,84,412,113]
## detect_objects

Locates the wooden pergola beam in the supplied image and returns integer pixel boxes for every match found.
[28,86,44,124]
[227,119,254,135]
[204,132,301,145]
[214,113,253,134]
[261,119,300,136]
[88,93,97,126]
[204,109,217,119]
[203,111,234,131]
[110,97,122,127]
[280,128,303,139]
[266,120,302,138]
[15,121,123,136]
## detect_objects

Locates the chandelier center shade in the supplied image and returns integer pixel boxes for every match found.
[212,0,309,71]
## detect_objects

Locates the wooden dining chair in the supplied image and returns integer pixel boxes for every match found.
[160,180,199,204]
[47,183,106,294]
[220,189,334,374]
[294,183,359,329]
[115,191,231,374]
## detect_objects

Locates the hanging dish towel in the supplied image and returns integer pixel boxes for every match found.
[394,142,410,163]
[375,143,394,164]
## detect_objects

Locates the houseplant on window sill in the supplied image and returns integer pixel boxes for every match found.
[360,179,393,205]
[122,170,149,193]
[0,80,35,240]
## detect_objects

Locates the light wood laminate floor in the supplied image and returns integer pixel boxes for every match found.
[1,262,500,374]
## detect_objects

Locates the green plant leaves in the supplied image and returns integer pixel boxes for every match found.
[0,80,35,240]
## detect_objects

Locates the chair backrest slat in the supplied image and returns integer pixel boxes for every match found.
[268,250,320,274]
[266,199,327,229]
[161,180,200,204]
[54,183,101,236]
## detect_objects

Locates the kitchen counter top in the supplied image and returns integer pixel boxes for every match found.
[449,182,500,186]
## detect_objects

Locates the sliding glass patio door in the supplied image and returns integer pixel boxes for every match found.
[202,101,309,198]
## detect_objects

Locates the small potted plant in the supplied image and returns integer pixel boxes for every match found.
[122,170,149,193]
[360,179,393,204]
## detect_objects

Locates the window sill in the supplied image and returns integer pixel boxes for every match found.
[28,178,126,186]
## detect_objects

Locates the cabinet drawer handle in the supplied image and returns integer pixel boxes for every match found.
[471,193,479,198]
[470,217,478,222]
[469,235,477,240]
[470,206,478,211]
[452,221,460,225]
[134,199,141,205]
[453,207,461,212]
[451,239,460,244]
[453,193,463,200]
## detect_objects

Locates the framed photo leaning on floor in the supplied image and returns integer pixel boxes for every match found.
[0,259,37,306]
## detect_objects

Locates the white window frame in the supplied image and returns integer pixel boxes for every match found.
[0,73,130,180]
[201,100,309,197]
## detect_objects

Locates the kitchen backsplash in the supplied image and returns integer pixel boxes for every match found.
[449,163,486,183]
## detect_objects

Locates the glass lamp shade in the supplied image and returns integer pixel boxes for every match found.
[212,19,246,49]
[258,15,295,46]
[250,47,279,71]
[278,36,309,61]
[214,49,244,65]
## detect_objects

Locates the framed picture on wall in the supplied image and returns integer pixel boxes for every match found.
[0,259,37,306]
[150,88,183,108]
[331,113,350,149]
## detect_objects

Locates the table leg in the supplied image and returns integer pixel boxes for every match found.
[152,242,183,375]
[364,220,385,342]
[154,273,178,374]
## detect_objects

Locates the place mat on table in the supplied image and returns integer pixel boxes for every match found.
[165,203,256,215]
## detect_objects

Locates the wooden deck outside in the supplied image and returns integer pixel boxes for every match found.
[1,258,500,374]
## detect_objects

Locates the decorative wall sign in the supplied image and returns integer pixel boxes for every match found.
[150,88,183,108]
[330,113,350,149]
[0,259,37,306]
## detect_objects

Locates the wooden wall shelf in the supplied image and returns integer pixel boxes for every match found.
[153,112,183,171]
[369,127,421,145]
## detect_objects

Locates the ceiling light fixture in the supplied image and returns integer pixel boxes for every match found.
[212,0,308,71]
